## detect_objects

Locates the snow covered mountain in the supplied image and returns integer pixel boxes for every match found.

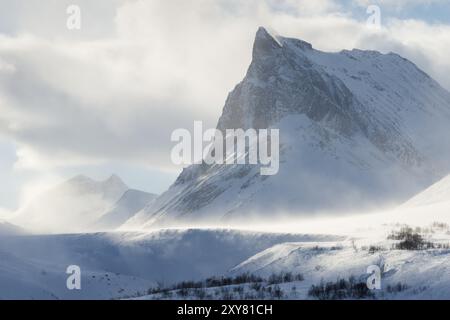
[12,174,129,233]
[124,27,450,229]
[95,189,157,230]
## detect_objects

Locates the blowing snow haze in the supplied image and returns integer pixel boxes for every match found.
[11,174,155,233]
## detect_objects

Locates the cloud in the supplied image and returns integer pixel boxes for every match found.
[0,207,12,219]
[0,0,450,176]
[0,0,126,39]
[354,19,450,90]
[0,0,335,171]
[352,0,447,10]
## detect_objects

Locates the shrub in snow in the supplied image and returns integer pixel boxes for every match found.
[308,277,374,300]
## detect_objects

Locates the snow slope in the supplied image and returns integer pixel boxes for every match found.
[223,180,450,300]
[230,234,450,299]
[137,242,450,300]
[402,174,450,208]
[124,27,450,229]
[0,249,153,300]
[95,189,157,230]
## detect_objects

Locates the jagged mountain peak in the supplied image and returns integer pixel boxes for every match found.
[220,28,363,133]
[253,27,283,57]
[254,27,314,54]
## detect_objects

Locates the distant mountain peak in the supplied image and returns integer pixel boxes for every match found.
[13,174,129,233]
[66,174,127,190]
[106,174,122,182]
[95,189,157,230]
[68,174,94,184]
[104,174,127,188]
[253,27,314,60]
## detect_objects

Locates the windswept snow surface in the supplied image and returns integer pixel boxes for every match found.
[0,228,339,299]
[229,240,450,300]
[0,198,448,300]
[133,208,449,300]
[227,181,450,300]
[131,176,450,301]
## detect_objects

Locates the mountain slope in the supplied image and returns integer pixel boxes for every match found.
[95,189,157,230]
[12,175,129,233]
[402,174,450,208]
[124,27,450,229]
[385,173,450,225]
[230,239,450,300]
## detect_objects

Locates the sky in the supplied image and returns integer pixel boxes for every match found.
[1,0,450,214]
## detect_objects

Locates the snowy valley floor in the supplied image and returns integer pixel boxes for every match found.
[0,205,449,300]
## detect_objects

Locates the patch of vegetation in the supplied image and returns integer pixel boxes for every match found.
[267,272,304,284]
[143,271,305,300]
[386,282,408,293]
[431,222,449,229]
[204,273,264,288]
[388,226,436,250]
[367,246,384,254]
[311,245,343,252]
[308,277,374,300]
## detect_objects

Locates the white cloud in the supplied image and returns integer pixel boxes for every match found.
[352,0,447,10]
[0,0,450,176]
[0,207,12,219]
[354,19,450,90]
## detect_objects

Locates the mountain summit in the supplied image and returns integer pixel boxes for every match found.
[124,27,450,229]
